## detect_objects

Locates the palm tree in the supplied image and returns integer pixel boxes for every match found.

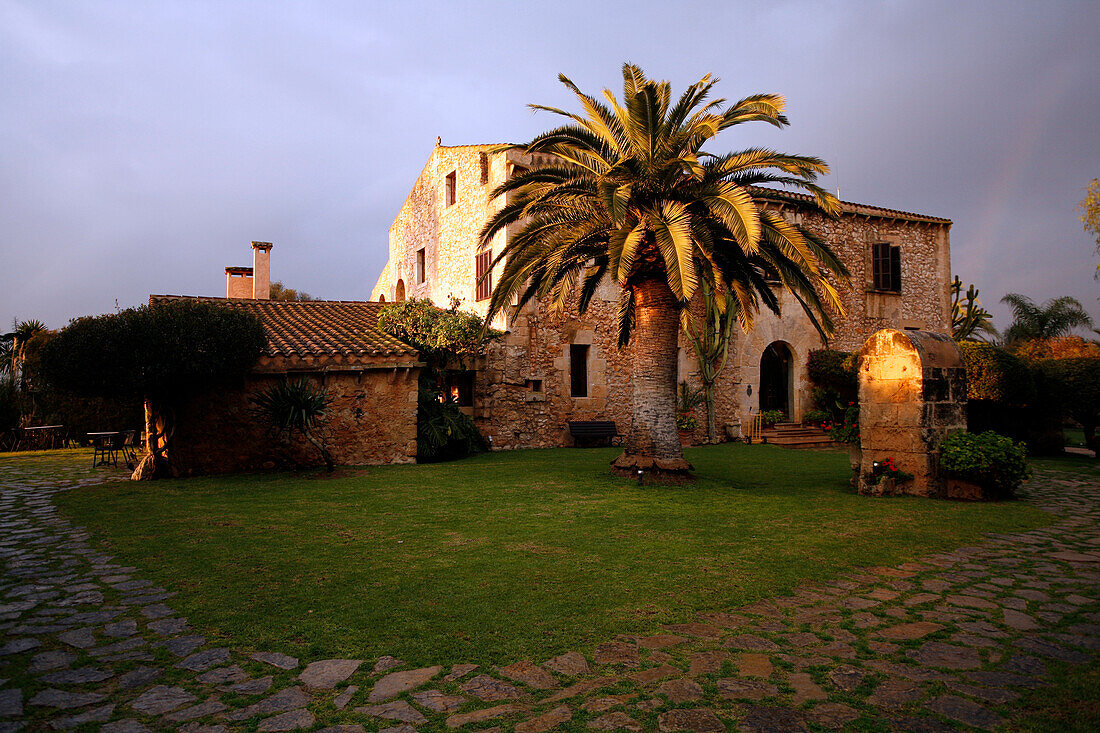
[1001,293,1093,346]
[479,65,849,476]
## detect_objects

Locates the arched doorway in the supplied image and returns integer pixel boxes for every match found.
[759,341,793,417]
[395,279,405,302]
[378,294,386,303]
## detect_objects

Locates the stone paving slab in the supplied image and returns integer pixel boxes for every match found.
[0,456,1097,731]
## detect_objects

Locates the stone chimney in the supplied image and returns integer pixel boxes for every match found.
[225,266,253,298]
[251,241,273,299]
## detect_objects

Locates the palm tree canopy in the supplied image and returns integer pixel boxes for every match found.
[479,64,850,346]
[1001,293,1094,344]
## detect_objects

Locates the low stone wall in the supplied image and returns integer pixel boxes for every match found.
[168,368,419,475]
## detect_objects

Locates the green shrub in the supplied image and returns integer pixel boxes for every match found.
[939,431,1031,499]
[760,410,785,428]
[958,342,1036,405]
[802,409,830,425]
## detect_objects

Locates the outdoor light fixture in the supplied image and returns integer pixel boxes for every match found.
[636,468,644,485]
[746,385,752,396]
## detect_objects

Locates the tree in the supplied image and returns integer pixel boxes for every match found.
[479,64,849,476]
[1079,178,1100,277]
[1001,293,1094,347]
[39,301,265,478]
[269,281,315,301]
[680,280,738,443]
[951,276,997,342]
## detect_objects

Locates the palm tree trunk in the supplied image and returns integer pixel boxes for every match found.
[613,277,692,476]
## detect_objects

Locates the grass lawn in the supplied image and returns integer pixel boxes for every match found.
[51,442,1052,667]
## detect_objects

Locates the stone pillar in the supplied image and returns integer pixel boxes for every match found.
[251,241,273,299]
[857,329,967,497]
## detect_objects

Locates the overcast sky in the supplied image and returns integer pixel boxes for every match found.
[2,0,1098,334]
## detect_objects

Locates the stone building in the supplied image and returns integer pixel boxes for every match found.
[148,291,422,475]
[370,142,952,450]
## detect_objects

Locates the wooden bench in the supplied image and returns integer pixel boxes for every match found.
[568,420,623,447]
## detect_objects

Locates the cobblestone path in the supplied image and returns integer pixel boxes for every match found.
[1,456,1097,732]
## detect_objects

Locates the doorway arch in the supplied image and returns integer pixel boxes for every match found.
[759,341,793,417]
[395,279,405,302]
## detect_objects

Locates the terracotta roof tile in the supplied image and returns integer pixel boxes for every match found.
[149,296,418,359]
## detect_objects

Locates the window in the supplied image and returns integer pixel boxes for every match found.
[872,242,901,293]
[416,248,426,284]
[479,153,489,185]
[444,371,475,407]
[570,344,589,397]
[526,378,543,393]
[445,171,456,206]
[475,250,492,301]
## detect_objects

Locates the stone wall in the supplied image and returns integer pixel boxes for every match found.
[370,144,558,330]
[168,365,420,475]
[857,329,967,497]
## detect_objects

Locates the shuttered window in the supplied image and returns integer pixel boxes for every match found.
[475,250,492,301]
[872,242,902,292]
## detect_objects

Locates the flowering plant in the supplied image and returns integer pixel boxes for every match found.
[823,402,860,445]
[676,412,698,431]
[866,456,914,484]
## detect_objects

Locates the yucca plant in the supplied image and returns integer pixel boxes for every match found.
[251,378,334,471]
[480,64,849,475]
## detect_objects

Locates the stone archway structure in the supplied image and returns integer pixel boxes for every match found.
[857,329,967,497]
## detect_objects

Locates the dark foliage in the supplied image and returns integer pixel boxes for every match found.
[958,342,1062,454]
[958,342,1036,405]
[1038,357,1100,455]
[39,301,266,402]
[806,349,857,415]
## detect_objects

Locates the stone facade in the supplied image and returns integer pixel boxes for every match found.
[371,144,953,449]
[856,329,968,497]
[170,361,419,475]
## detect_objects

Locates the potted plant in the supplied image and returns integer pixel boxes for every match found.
[939,430,1031,500]
[677,381,704,445]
